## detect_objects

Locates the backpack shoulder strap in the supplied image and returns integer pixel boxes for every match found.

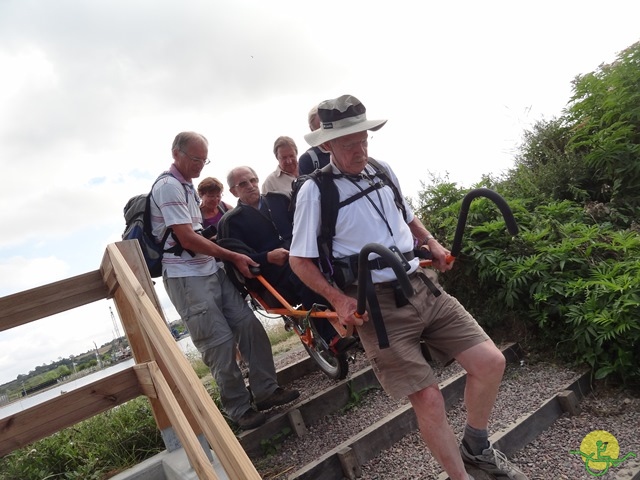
[318,159,408,262]
[333,159,393,211]
[290,163,340,268]
[366,158,407,221]
[316,164,340,262]
[148,172,195,256]
[149,172,192,207]
[146,172,175,238]
[308,148,320,170]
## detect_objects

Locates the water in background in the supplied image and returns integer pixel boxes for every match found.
[0,336,197,419]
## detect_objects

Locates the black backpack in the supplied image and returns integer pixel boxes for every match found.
[122,173,189,278]
[290,158,407,284]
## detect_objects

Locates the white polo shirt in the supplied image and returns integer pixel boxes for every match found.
[290,160,418,284]
[149,166,218,278]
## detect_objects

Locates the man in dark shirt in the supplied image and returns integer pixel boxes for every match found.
[218,166,353,353]
[218,166,300,304]
[298,105,330,175]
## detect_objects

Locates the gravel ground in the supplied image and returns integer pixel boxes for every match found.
[254,343,639,480]
[511,388,640,480]
[358,362,640,480]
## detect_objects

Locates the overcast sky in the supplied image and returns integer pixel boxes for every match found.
[1,0,638,386]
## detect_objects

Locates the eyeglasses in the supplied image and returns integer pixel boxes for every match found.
[339,138,368,151]
[180,150,210,166]
[231,177,259,189]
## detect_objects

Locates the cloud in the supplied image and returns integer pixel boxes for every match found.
[1,0,639,388]
[0,256,71,293]
[0,1,336,157]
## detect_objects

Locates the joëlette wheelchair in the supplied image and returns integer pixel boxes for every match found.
[217,188,518,381]
[216,237,355,380]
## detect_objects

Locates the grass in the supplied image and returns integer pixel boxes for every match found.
[0,397,162,480]
[265,322,299,356]
[0,320,300,480]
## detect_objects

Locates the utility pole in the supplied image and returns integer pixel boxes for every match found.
[93,341,102,369]
[110,306,122,346]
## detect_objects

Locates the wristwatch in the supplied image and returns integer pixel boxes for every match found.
[422,234,436,246]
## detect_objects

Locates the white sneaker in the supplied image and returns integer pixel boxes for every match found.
[460,443,528,480]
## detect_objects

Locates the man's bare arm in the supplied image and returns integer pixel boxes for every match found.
[407,217,453,272]
[171,223,258,277]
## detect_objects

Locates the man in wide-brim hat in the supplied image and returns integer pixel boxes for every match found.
[289,95,528,480]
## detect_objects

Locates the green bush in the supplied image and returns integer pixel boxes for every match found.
[416,180,640,385]
[413,41,640,385]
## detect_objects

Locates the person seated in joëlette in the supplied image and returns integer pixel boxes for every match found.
[217,165,356,354]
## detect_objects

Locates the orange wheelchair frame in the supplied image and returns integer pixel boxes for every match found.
[240,272,355,380]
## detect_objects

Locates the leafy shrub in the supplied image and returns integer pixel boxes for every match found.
[412,41,640,385]
[415,166,640,386]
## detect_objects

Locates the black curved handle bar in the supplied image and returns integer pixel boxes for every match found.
[450,188,519,257]
[354,189,517,317]
[356,243,414,317]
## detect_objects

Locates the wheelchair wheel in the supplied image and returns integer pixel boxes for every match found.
[302,341,349,380]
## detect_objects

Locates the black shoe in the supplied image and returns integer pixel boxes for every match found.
[329,335,358,354]
[236,408,266,430]
[255,387,300,411]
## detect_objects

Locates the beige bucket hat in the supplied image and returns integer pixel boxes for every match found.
[304,94,387,147]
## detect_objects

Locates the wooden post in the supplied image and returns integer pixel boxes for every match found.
[101,241,174,435]
[0,240,261,479]
[104,242,261,479]
[135,362,218,479]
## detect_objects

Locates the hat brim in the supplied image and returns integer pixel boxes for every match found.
[304,119,387,147]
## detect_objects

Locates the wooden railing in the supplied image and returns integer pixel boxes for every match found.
[0,240,260,480]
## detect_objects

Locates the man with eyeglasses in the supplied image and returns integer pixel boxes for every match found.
[220,167,298,302]
[217,166,354,354]
[149,131,299,430]
[261,135,299,197]
[289,97,528,480]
